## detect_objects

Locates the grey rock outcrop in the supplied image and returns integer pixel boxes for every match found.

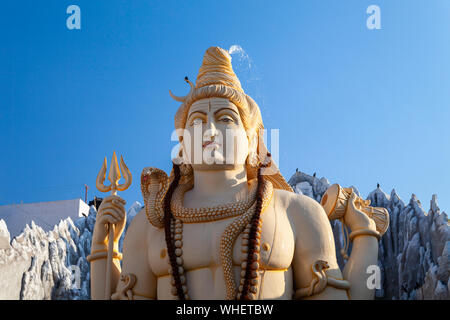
[0,219,10,250]
[0,201,143,300]
[288,171,449,300]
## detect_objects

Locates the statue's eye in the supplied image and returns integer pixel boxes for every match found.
[192,117,204,126]
[218,115,234,123]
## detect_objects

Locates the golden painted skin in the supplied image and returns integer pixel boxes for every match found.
[90,97,379,300]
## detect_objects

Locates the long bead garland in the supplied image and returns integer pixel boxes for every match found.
[166,176,273,300]
[168,218,189,299]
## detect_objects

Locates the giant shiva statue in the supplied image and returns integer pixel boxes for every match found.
[88,47,389,300]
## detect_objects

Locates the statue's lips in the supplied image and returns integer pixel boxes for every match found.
[202,141,221,149]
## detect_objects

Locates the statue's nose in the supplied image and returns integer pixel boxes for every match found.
[205,118,218,139]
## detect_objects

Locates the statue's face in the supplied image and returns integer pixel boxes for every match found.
[181,97,251,171]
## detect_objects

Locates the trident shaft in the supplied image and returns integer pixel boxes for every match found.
[96,151,132,300]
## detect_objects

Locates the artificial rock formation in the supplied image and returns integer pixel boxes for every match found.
[0,219,11,250]
[0,201,143,300]
[288,171,449,300]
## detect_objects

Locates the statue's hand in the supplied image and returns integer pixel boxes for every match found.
[92,195,127,246]
[343,192,376,232]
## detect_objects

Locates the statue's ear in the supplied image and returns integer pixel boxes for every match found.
[246,132,259,168]
[179,141,190,165]
[177,130,192,165]
[248,132,258,154]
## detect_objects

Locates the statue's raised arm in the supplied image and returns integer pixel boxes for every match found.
[286,184,388,300]
[285,191,350,299]
[88,194,126,299]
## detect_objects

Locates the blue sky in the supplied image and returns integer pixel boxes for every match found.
[1,0,449,213]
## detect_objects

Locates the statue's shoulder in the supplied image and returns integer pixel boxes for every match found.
[123,207,149,250]
[274,189,331,239]
[129,206,148,226]
[124,205,161,249]
[274,188,325,218]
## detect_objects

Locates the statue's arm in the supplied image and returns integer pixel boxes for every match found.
[289,194,349,300]
[89,195,126,300]
[341,192,380,300]
[89,240,122,300]
[111,208,157,300]
[342,233,378,299]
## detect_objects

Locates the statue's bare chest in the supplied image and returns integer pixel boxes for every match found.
[147,195,295,277]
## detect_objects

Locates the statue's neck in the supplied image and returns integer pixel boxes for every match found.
[185,166,250,206]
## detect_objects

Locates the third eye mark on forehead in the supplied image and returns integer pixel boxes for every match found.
[187,100,239,121]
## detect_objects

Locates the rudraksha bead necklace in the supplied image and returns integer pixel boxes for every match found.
[163,163,273,300]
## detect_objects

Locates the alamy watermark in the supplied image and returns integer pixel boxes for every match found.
[66,5,81,30]
[366,5,381,30]
[69,265,81,290]
[366,264,381,289]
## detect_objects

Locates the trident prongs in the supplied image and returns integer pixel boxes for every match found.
[96,151,132,196]
[117,155,132,192]
[94,151,132,300]
[96,157,110,193]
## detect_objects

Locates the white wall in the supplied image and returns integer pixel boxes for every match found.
[0,199,89,238]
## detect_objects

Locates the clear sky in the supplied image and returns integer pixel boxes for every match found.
[1,1,449,214]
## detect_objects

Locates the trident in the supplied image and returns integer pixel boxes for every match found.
[96,151,132,300]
